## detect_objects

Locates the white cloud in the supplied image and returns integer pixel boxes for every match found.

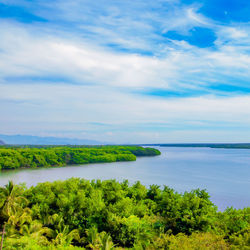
[1,1,250,142]
[222,27,248,39]
[1,82,250,142]
[1,19,250,94]
[0,22,179,89]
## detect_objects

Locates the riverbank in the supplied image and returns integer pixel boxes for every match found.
[0,146,249,211]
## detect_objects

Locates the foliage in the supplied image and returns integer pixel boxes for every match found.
[0,178,249,249]
[0,146,160,170]
[152,232,230,249]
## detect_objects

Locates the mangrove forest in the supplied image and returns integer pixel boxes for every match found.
[0,146,161,170]
[0,178,249,249]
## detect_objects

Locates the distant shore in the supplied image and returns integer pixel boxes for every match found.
[142,143,250,149]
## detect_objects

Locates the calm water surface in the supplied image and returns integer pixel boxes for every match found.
[0,147,249,211]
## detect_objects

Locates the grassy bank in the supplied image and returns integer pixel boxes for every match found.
[0,146,161,170]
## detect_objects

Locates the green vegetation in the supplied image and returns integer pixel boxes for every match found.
[0,146,160,170]
[0,179,249,249]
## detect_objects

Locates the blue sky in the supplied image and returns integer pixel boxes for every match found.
[1,0,250,143]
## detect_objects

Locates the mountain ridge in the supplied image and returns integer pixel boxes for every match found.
[0,134,104,145]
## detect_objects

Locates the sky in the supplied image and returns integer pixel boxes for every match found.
[1,0,250,143]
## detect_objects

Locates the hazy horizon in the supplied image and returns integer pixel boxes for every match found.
[1,133,250,145]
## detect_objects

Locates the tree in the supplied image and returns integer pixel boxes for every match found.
[0,181,28,250]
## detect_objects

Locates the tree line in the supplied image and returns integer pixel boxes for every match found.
[0,146,161,170]
[0,178,249,249]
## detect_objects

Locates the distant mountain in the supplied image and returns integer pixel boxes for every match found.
[0,139,5,145]
[0,134,103,145]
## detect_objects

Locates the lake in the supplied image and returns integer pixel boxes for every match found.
[0,146,249,211]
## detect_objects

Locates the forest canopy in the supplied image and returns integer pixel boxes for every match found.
[0,178,249,249]
[0,146,161,170]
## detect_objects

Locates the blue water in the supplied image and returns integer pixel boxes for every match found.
[0,147,249,211]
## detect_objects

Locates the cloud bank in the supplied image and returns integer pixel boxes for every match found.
[1,0,250,143]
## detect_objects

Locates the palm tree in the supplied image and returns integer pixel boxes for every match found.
[45,214,80,247]
[86,227,101,249]
[85,228,115,250]
[6,207,32,239]
[19,220,53,246]
[99,232,115,250]
[0,181,28,250]
[52,225,80,246]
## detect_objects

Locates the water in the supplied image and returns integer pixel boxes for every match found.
[0,147,249,211]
